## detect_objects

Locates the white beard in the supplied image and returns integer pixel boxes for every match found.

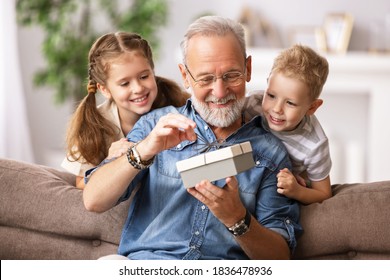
[190,89,245,128]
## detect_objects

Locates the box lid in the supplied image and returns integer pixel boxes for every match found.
[176,141,252,172]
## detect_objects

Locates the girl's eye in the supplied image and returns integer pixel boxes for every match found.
[140,74,149,80]
[120,82,129,87]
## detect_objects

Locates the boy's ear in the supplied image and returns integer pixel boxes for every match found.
[97,83,111,99]
[306,99,323,115]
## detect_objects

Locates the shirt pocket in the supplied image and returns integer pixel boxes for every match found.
[253,151,278,172]
[156,140,197,179]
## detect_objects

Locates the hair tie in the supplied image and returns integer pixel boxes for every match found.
[87,81,97,95]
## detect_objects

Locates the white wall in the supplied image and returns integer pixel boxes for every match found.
[17,0,390,178]
[156,0,390,82]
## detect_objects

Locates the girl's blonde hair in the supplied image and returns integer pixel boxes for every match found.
[66,32,189,166]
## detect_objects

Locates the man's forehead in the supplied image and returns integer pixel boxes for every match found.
[186,34,245,71]
[187,33,241,53]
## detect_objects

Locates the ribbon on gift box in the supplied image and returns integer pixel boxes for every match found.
[194,133,230,153]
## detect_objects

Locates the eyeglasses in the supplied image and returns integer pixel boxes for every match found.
[184,64,246,89]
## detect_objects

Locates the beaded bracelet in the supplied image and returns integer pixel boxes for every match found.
[126,142,155,170]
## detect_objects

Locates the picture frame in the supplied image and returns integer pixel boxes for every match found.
[323,13,354,54]
[289,26,327,52]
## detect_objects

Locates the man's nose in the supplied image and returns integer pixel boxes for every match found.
[211,78,229,99]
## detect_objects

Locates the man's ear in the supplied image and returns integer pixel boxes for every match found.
[97,83,111,99]
[306,99,323,115]
[178,64,190,89]
[245,55,252,82]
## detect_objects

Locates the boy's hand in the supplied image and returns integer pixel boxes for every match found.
[276,168,301,198]
[295,174,307,187]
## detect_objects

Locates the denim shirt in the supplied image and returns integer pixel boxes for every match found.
[95,100,302,260]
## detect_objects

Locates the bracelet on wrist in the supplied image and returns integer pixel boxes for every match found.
[126,141,155,170]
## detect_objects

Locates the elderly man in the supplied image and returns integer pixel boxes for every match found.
[84,15,302,260]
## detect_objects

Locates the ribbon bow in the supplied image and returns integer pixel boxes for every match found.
[195,133,229,153]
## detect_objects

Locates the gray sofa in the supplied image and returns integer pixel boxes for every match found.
[1,158,389,260]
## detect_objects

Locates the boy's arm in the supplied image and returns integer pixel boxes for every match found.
[305,176,332,204]
[277,169,332,204]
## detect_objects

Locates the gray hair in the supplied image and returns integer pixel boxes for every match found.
[180,15,247,64]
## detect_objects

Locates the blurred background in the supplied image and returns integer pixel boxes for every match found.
[1,0,390,184]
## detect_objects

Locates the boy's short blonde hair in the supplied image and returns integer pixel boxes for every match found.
[270,44,329,100]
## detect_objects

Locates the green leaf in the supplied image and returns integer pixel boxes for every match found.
[16,0,168,104]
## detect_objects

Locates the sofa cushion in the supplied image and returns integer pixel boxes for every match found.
[2,158,390,260]
[0,225,118,260]
[294,180,390,259]
[0,158,129,259]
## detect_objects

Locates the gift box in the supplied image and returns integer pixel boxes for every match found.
[176,141,255,188]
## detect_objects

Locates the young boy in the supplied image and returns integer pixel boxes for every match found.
[245,44,332,204]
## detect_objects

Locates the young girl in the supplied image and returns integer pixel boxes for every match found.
[62,32,189,189]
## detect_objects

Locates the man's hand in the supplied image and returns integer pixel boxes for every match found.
[187,176,246,227]
[137,113,197,160]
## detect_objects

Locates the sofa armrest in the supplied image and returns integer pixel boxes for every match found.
[294,180,390,259]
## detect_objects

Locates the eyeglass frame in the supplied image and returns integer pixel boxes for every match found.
[184,59,248,89]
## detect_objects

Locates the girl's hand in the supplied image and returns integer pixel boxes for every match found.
[107,138,132,159]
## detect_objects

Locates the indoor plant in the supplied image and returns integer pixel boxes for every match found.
[16,0,168,104]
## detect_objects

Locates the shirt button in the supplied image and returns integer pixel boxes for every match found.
[201,205,206,210]
[256,160,260,165]
[177,143,182,149]
[204,125,208,130]
[190,245,196,249]
[286,219,291,224]
[195,231,200,235]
